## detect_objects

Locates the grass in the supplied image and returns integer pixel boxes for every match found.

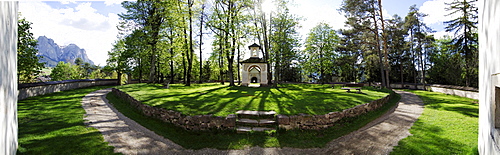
[115,83,390,116]
[106,85,400,149]
[391,90,478,155]
[17,86,117,155]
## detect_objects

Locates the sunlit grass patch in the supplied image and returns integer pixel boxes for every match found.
[17,86,117,155]
[115,83,390,116]
[106,91,400,149]
[391,90,478,155]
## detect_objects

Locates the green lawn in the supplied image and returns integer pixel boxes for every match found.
[15,83,396,152]
[106,91,400,149]
[17,86,117,155]
[391,90,478,155]
[115,83,390,116]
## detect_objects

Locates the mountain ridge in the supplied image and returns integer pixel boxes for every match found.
[36,36,94,67]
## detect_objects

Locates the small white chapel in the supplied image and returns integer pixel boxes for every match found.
[239,43,268,87]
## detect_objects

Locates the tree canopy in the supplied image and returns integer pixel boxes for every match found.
[95,0,480,88]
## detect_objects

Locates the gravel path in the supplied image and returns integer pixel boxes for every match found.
[82,89,423,155]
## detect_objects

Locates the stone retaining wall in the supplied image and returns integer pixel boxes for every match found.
[18,79,117,100]
[111,88,236,130]
[112,88,394,131]
[429,84,478,100]
[277,93,393,130]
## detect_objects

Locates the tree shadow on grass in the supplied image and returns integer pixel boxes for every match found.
[106,90,402,150]
[17,86,116,155]
[392,122,474,155]
[410,90,479,118]
[119,83,391,116]
[18,130,116,155]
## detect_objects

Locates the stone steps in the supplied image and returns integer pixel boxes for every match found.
[235,110,277,133]
[248,84,261,88]
[236,126,275,133]
[237,118,276,126]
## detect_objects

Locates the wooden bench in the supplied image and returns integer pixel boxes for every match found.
[341,83,364,92]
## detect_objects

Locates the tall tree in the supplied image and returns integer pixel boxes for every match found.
[107,39,134,85]
[18,17,44,83]
[337,28,363,82]
[250,0,272,85]
[386,15,411,85]
[303,23,339,84]
[340,0,389,87]
[428,37,465,85]
[269,0,301,85]
[207,0,251,86]
[404,5,433,89]
[120,0,167,83]
[198,2,206,83]
[444,0,478,87]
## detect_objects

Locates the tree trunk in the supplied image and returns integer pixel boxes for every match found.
[320,46,324,84]
[464,19,470,87]
[237,45,241,85]
[370,2,385,88]
[147,4,161,84]
[263,14,272,86]
[182,50,187,84]
[198,4,205,84]
[185,0,194,86]
[169,38,175,84]
[138,57,142,83]
[117,71,122,85]
[411,30,417,89]
[378,0,390,88]
[148,49,157,83]
[400,61,404,87]
[219,38,225,85]
[417,36,424,90]
[227,1,235,86]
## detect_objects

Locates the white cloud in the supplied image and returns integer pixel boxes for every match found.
[420,0,456,26]
[382,8,391,20]
[59,1,76,5]
[290,0,346,39]
[104,0,123,6]
[431,30,453,39]
[19,1,121,66]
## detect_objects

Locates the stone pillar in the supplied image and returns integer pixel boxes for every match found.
[241,64,249,86]
[479,0,500,154]
[0,2,18,154]
[127,73,132,84]
[260,64,268,86]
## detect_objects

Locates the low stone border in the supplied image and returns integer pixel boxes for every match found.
[277,93,394,130]
[18,79,118,100]
[111,88,394,131]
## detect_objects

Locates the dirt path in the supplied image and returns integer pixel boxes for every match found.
[82,89,423,155]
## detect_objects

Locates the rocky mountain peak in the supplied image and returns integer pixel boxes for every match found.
[36,36,94,67]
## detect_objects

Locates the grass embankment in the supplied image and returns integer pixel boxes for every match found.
[17,86,117,155]
[391,90,478,155]
[107,83,399,149]
[115,83,389,116]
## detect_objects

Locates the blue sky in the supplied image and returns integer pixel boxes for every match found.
[19,0,454,65]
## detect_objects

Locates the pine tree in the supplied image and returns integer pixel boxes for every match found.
[444,0,478,87]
